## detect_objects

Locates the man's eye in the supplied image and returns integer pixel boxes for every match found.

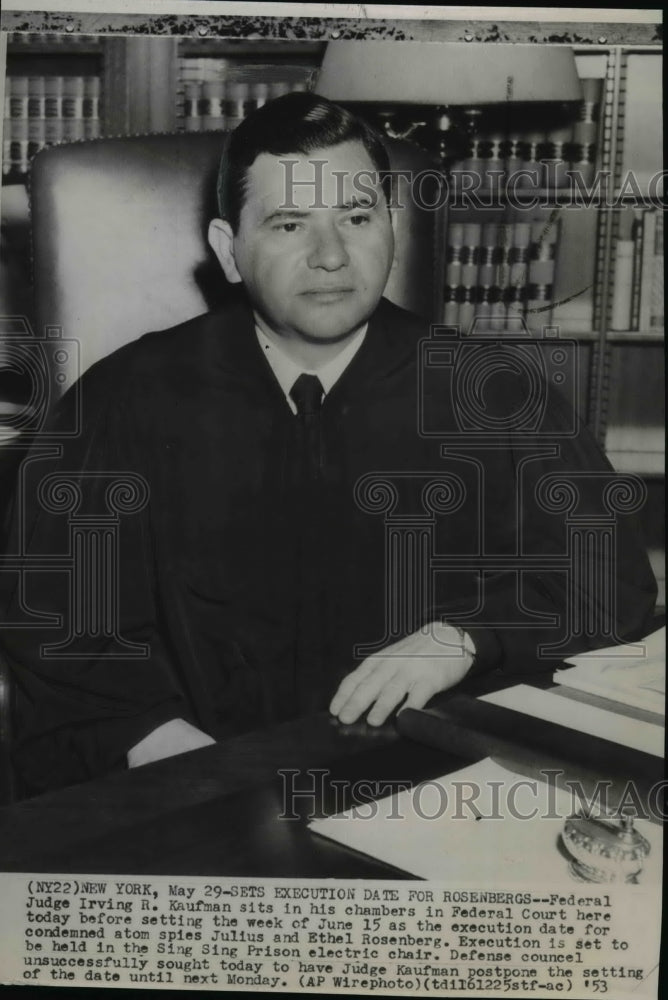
[348,214,370,226]
[278,222,300,233]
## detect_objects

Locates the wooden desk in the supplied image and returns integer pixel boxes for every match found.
[0,671,661,877]
[0,711,473,877]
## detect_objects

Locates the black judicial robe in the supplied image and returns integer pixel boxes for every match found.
[1,297,657,792]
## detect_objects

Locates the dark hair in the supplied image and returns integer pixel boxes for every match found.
[217,91,391,232]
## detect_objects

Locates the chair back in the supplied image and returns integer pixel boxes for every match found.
[31,131,445,388]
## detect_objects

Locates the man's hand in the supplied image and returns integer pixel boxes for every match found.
[329,623,474,726]
[127,718,216,768]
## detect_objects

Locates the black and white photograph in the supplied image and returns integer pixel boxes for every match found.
[0,4,664,998]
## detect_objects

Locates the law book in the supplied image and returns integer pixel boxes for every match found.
[480,130,506,192]
[7,78,29,175]
[638,209,657,332]
[224,81,251,131]
[183,81,202,132]
[506,221,531,328]
[489,221,512,331]
[551,209,596,334]
[629,210,644,331]
[27,75,45,162]
[519,130,544,189]
[543,122,573,191]
[461,136,484,188]
[83,76,101,139]
[526,217,560,331]
[44,75,64,145]
[201,80,226,130]
[610,239,635,331]
[457,223,481,335]
[474,222,500,331]
[252,81,270,111]
[650,212,664,329]
[571,78,603,186]
[8,75,28,123]
[443,222,464,326]
[504,135,524,190]
[62,76,85,142]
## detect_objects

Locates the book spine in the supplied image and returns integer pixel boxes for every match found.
[62,76,85,142]
[443,223,464,326]
[638,209,657,332]
[650,212,664,329]
[526,218,560,331]
[225,81,252,131]
[629,210,644,331]
[252,81,270,110]
[571,78,603,186]
[27,75,45,162]
[504,135,524,190]
[489,222,512,331]
[201,80,226,130]
[519,130,544,189]
[475,222,499,331]
[458,223,481,335]
[44,75,64,145]
[183,81,202,132]
[8,77,29,174]
[83,75,101,139]
[543,123,573,191]
[2,86,10,175]
[481,130,505,192]
[506,222,531,329]
[610,239,634,331]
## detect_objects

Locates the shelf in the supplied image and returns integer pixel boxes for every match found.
[606,330,664,343]
[178,40,325,60]
[7,43,103,56]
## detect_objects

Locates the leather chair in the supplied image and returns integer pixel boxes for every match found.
[30,131,445,388]
[0,130,445,802]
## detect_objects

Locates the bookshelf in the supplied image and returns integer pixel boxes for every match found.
[1,33,664,603]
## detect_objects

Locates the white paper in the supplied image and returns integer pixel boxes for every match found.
[309,757,662,885]
[479,684,665,757]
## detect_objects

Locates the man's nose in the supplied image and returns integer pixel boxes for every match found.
[307,223,350,270]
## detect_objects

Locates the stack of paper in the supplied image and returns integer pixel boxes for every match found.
[553,626,665,716]
[308,758,662,884]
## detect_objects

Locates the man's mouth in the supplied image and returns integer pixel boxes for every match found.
[300,288,355,302]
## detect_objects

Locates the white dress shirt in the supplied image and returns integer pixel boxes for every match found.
[255,324,367,414]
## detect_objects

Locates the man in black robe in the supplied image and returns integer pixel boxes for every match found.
[1,94,657,793]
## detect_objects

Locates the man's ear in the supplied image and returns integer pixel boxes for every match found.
[208,219,242,284]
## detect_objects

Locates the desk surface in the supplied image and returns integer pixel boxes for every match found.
[0,672,662,878]
[0,711,471,877]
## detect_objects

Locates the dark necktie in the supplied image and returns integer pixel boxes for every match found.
[289,374,326,712]
[289,373,324,480]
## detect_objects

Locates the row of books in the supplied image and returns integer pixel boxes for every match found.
[3,74,101,176]
[449,79,603,190]
[178,59,313,132]
[6,32,101,46]
[443,218,560,334]
[610,209,664,332]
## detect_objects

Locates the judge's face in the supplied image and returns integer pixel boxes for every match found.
[209,140,394,345]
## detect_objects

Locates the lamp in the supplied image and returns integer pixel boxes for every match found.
[314,41,583,171]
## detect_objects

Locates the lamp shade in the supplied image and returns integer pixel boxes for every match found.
[315,41,583,106]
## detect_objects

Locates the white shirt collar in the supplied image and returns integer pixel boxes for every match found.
[255,324,367,414]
